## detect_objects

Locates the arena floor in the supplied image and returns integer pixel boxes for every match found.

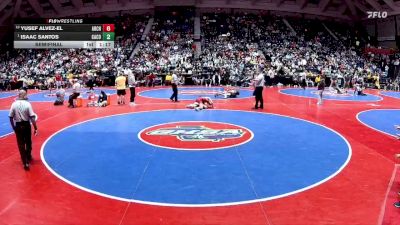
[0,86,399,225]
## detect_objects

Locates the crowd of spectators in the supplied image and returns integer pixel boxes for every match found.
[195,13,399,89]
[258,16,394,88]
[131,9,195,82]
[0,12,400,91]
[193,13,264,86]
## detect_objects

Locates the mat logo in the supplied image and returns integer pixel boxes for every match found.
[147,126,244,142]
[139,121,253,150]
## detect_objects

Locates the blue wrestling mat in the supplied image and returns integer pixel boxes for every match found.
[280,88,382,102]
[0,110,13,138]
[27,88,116,102]
[42,110,351,206]
[357,109,400,137]
[138,87,253,100]
[0,92,16,99]
[380,91,400,99]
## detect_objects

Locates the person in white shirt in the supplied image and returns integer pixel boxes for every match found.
[212,71,221,86]
[253,65,265,109]
[9,90,38,170]
[299,71,307,90]
[170,72,179,102]
[127,69,136,105]
[268,68,275,86]
[68,79,81,108]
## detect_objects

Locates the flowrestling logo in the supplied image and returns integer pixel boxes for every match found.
[139,121,253,150]
[367,11,388,19]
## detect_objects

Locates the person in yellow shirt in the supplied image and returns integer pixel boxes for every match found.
[374,73,380,90]
[115,72,127,105]
[315,75,321,85]
[67,72,74,89]
[165,73,172,86]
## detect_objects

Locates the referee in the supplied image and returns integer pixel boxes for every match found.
[253,65,265,109]
[9,90,38,171]
[126,68,136,105]
[170,72,179,102]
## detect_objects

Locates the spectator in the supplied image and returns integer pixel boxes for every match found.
[68,79,81,108]
[54,87,65,105]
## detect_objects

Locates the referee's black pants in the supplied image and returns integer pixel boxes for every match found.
[15,121,32,165]
[170,83,178,102]
[130,87,136,103]
[254,86,264,109]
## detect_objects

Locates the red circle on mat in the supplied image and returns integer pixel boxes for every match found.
[138,121,254,150]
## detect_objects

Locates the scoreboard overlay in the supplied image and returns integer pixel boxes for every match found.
[14,19,115,49]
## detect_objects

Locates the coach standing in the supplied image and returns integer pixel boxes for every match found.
[253,65,265,109]
[170,72,179,102]
[127,69,136,105]
[68,79,81,108]
[9,90,38,171]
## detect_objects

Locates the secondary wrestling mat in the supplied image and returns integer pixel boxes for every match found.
[357,109,400,138]
[380,91,400,100]
[0,92,17,99]
[138,87,253,100]
[280,88,382,102]
[27,88,116,102]
[0,110,13,138]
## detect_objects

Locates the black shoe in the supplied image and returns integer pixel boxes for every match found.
[23,163,30,171]
[27,156,32,163]
[252,107,259,110]
[394,202,400,208]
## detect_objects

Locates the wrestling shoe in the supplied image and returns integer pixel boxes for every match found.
[23,163,30,171]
